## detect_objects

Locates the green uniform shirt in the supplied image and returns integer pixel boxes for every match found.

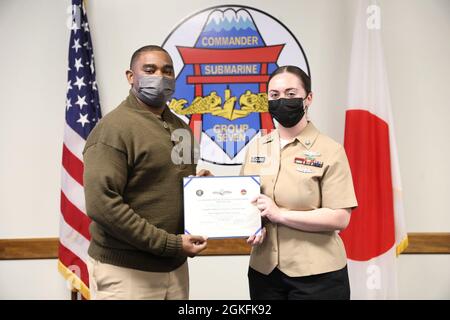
[83,91,196,272]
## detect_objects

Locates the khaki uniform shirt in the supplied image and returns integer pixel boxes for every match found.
[240,122,358,277]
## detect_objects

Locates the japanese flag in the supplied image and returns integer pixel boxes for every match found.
[339,0,408,299]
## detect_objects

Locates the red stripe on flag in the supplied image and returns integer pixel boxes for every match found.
[61,191,91,240]
[62,144,84,186]
[58,242,89,289]
[340,109,395,261]
[260,112,274,133]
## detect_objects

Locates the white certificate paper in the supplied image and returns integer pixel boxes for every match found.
[183,176,262,239]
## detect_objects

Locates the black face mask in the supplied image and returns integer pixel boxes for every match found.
[268,98,305,128]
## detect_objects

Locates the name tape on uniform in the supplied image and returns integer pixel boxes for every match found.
[251,156,266,163]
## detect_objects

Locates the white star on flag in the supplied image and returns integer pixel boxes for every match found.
[73,76,86,90]
[66,98,72,110]
[74,58,84,72]
[72,38,82,53]
[90,60,95,74]
[76,113,90,127]
[75,95,88,109]
[67,80,73,91]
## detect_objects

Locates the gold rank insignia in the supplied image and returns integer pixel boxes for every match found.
[294,157,323,168]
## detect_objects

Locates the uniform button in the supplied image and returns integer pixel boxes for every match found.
[305,139,311,146]
[272,247,277,252]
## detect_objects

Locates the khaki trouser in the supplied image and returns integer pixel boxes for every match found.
[87,257,189,300]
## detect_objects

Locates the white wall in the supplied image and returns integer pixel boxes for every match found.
[0,0,449,299]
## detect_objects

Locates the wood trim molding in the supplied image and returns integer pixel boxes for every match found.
[0,233,449,260]
[0,238,59,260]
[402,233,450,254]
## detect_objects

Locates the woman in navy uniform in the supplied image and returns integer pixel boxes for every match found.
[241,65,358,300]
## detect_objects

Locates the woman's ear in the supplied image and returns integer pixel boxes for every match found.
[305,92,313,107]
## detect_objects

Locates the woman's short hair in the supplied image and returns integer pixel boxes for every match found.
[268,65,311,94]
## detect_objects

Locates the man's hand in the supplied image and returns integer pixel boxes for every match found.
[196,169,213,177]
[181,234,208,257]
[246,227,266,246]
[187,169,214,178]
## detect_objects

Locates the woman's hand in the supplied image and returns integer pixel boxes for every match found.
[252,194,283,224]
[246,227,266,246]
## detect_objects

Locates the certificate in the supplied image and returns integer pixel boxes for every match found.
[183,176,261,239]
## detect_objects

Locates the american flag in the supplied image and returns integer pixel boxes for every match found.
[58,0,101,299]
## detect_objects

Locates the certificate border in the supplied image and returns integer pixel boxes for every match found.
[183,175,261,239]
[183,175,260,187]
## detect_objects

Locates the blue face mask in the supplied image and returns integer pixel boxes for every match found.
[133,75,175,108]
